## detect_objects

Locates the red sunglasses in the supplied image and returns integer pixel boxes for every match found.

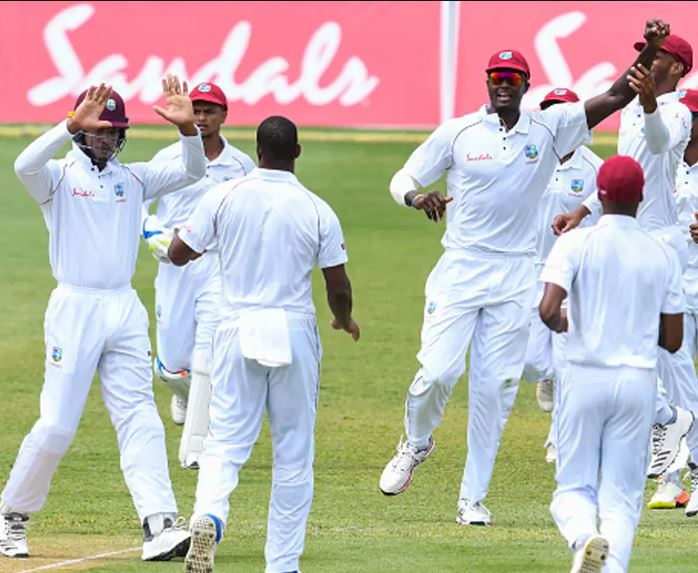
[487,71,525,88]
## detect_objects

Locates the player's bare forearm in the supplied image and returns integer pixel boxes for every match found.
[322,264,360,340]
[539,284,568,333]
[585,19,669,128]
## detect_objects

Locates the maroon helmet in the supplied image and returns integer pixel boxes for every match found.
[73,89,129,128]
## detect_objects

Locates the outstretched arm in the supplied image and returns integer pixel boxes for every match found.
[584,19,670,129]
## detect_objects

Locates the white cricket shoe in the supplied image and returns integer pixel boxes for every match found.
[570,535,609,573]
[141,515,190,561]
[536,379,554,413]
[379,436,435,495]
[647,476,689,510]
[456,498,492,526]
[647,407,694,479]
[0,512,29,558]
[185,515,218,573]
[171,394,188,426]
[685,465,698,517]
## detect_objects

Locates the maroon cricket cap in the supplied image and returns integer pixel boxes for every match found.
[540,88,580,109]
[485,50,530,77]
[597,155,645,203]
[189,82,228,109]
[680,88,698,113]
[73,89,129,128]
[634,34,693,76]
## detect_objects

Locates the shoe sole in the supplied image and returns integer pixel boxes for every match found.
[185,519,217,573]
[648,417,694,479]
[379,440,435,496]
[572,535,609,573]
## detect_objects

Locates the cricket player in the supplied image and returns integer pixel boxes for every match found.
[142,82,255,469]
[540,154,684,573]
[553,34,696,486]
[522,88,602,464]
[168,116,359,573]
[379,19,671,526]
[0,77,205,561]
[664,88,698,515]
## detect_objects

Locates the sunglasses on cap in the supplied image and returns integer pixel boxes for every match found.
[487,70,525,88]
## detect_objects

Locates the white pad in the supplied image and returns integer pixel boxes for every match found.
[179,349,212,468]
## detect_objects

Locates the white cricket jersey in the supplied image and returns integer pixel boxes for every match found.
[149,137,255,229]
[180,168,348,316]
[14,120,205,289]
[403,102,590,255]
[541,215,684,369]
[674,160,698,308]
[535,146,602,267]
[584,93,691,230]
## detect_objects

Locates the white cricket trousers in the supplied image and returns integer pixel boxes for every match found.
[656,310,698,459]
[523,279,567,385]
[154,254,221,372]
[551,365,655,573]
[404,249,535,504]
[193,314,321,573]
[649,226,698,455]
[0,285,178,522]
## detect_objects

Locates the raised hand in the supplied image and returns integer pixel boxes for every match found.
[643,19,670,49]
[153,74,197,134]
[627,63,658,113]
[67,83,115,134]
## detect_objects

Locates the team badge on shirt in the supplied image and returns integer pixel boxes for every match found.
[524,144,539,160]
[570,179,584,193]
[426,301,437,315]
[114,183,125,202]
[51,346,62,363]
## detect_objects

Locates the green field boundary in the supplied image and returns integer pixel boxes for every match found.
[0,124,619,145]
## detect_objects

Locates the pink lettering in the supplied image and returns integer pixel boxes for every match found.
[72,187,95,198]
[466,153,493,161]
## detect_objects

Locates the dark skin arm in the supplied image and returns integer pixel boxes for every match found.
[404,190,454,223]
[539,283,569,333]
[659,313,683,353]
[584,19,669,129]
[167,233,203,266]
[322,264,360,341]
[551,20,669,236]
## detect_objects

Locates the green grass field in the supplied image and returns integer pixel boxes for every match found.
[0,131,695,573]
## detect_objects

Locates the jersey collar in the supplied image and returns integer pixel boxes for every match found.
[480,105,531,134]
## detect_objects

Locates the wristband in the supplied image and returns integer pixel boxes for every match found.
[411,193,425,207]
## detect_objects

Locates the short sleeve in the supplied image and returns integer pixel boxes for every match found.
[178,187,223,254]
[662,245,686,314]
[317,203,348,269]
[540,231,582,293]
[541,102,590,159]
[403,119,459,187]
